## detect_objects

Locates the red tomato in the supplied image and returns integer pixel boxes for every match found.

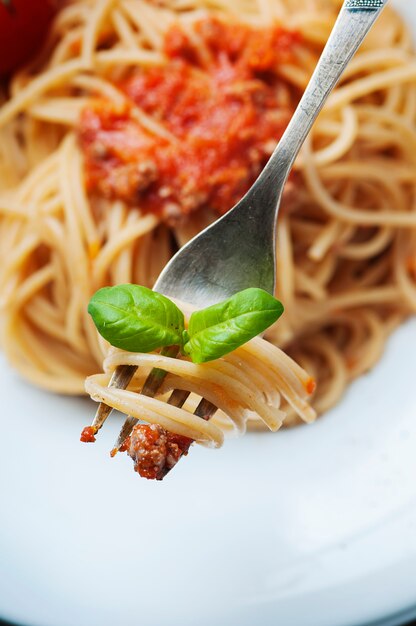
[0,0,56,76]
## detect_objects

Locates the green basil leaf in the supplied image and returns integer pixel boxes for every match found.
[88,284,185,352]
[183,288,284,363]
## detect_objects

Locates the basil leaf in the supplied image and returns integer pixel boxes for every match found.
[183,288,284,363]
[88,284,185,352]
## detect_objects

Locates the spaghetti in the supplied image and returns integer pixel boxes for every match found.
[0,0,416,425]
[85,338,315,464]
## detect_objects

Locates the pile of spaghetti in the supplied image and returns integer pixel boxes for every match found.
[1,0,416,424]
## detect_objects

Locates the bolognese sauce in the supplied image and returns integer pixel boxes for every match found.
[79,18,300,223]
[121,424,193,480]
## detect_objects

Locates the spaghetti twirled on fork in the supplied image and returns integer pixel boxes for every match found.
[85,335,316,478]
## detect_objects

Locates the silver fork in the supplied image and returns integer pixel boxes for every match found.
[90,0,388,449]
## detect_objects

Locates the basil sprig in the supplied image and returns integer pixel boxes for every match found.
[183,288,283,363]
[88,284,185,353]
[88,285,283,362]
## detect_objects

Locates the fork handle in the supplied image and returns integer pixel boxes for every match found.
[250,0,388,217]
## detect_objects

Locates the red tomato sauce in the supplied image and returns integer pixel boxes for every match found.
[305,377,317,395]
[79,18,301,223]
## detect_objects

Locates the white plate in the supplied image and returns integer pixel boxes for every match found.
[1,3,416,625]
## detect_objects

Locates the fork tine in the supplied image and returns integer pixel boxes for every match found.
[111,345,180,453]
[91,364,137,432]
[166,388,190,408]
[193,397,217,420]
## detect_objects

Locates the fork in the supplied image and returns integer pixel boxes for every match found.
[90,0,388,450]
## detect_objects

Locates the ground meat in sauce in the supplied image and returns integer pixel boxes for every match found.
[80,425,96,442]
[79,18,301,224]
[124,423,193,480]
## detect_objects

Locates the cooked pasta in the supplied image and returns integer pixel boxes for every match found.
[85,336,317,449]
[0,0,416,427]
